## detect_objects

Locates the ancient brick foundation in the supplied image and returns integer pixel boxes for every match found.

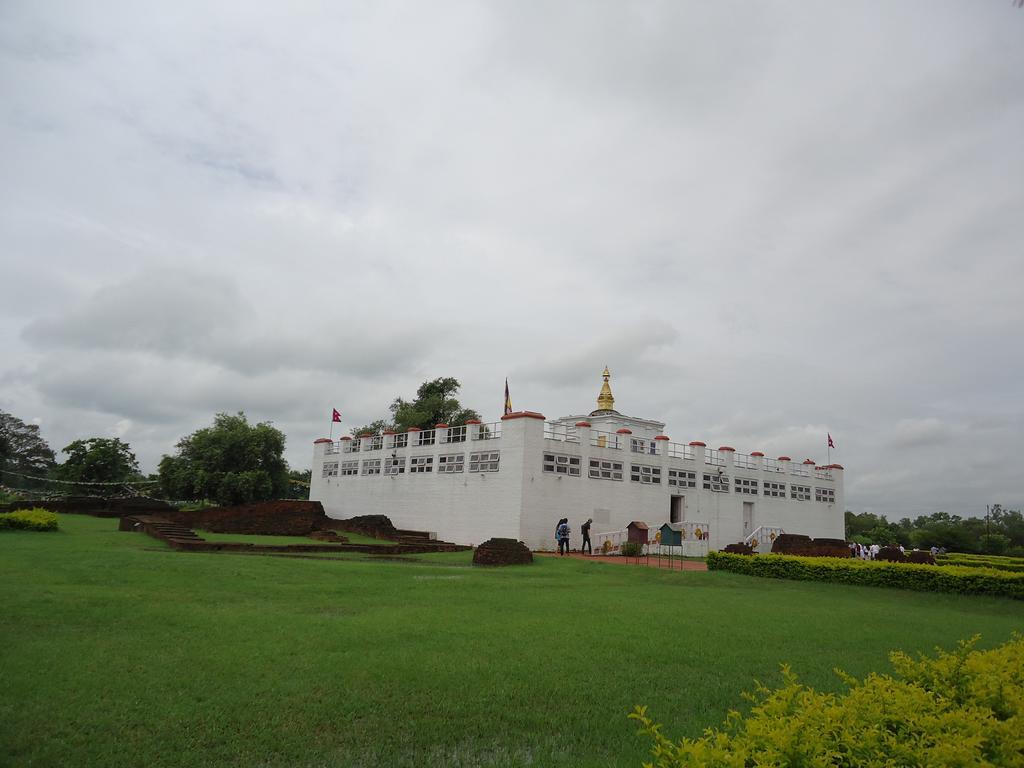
[875,546,906,562]
[722,542,754,555]
[472,538,533,566]
[874,546,935,565]
[1,496,174,518]
[771,534,852,558]
[159,500,334,535]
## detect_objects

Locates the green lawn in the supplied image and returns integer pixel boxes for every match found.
[2,515,1023,768]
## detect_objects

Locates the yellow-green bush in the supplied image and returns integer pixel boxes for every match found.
[631,635,1024,767]
[707,551,1024,599]
[0,508,59,531]
[939,554,1024,574]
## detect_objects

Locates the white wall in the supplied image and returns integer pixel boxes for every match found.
[310,415,846,551]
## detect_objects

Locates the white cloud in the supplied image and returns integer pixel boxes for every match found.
[1,0,1022,515]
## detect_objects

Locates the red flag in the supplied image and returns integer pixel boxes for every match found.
[332,408,342,423]
[827,433,835,449]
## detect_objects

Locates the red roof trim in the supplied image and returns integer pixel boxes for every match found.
[689,441,706,447]
[718,446,735,452]
[575,421,591,428]
[654,435,670,441]
[777,456,791,461]
[313,438,333,444]
[501,410,546,421]
[339,436,353,441]
[750,451,764,457]
[434,423,449,429]
[616,428,633,434]
[465,419,482,425]
[803,459,816,465]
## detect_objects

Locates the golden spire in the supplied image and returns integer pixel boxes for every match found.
[596,366,615,411]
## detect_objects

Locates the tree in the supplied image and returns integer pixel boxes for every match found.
[285,469,311,500]
[158,412,289,506]
[348,418,393,438]
[57,438,140,485]
[0,409,56,488]
[352,377,481,436]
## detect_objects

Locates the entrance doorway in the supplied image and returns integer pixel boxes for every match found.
[670,496,686,523]
[742,502,754,535]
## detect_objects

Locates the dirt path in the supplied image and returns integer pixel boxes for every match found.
[535,551,707,571]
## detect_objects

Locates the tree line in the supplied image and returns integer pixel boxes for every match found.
[0,409,310,506]
[0,377,478,508]
[845,508,1024,557]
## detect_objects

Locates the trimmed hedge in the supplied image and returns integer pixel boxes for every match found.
[707,551,1024,600]
[0,508,59,532]
[631,634,1024,766]
[939,554,1024,574]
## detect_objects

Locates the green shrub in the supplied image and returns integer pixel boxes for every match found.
[0,508,59,532]
[620,542,644,557]
[707,551,1024,599]
[631,634,1024,767]
[939,554,1024,574]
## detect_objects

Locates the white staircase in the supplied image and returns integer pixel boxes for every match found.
[743,525,784,554]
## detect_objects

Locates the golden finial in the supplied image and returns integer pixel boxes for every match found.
[596,366,615,411]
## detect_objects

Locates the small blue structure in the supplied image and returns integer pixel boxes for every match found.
[659,522,683,546]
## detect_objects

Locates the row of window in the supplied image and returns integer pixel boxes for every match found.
[540,453,834,502]
[323,451,500,478]
[334,426,502,454]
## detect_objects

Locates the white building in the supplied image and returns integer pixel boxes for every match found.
[309,369,845,552]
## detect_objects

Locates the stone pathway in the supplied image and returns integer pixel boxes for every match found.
[535,551,707,571]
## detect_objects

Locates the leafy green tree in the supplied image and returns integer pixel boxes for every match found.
[0,409,56,488]
[158,412,289,506]
[352,377,481,435]
[285,469,311,500]
[57,438,140,485]
[348,418,393,438]
[978,533,1011,555]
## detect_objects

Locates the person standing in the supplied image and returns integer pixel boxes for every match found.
[581,518,593,555]
[557,518,571,556]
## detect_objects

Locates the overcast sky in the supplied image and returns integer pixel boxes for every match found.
[2,1,1022,519]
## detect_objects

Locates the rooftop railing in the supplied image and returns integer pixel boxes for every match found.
[667,442,694,460]
[543,422,579,442]
[471,421,502,440]
[734,453,757,470]
[705,449,724,467]
[590,430,622,450]
[444,425,467,444]
[763,458,783,473]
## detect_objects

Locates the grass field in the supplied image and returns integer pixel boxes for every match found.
[3,515,1023,767]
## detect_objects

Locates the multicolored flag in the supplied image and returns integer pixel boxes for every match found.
[828,433,835,449]
[504,379,513,415]
[332,408,342,423]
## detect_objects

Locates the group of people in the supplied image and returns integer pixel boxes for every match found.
[554,517,592,555]
[849,542,946,560]
[850,542,885,560]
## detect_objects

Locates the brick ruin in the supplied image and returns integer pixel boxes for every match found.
[472,538,534,566]
[770,534,852,558]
